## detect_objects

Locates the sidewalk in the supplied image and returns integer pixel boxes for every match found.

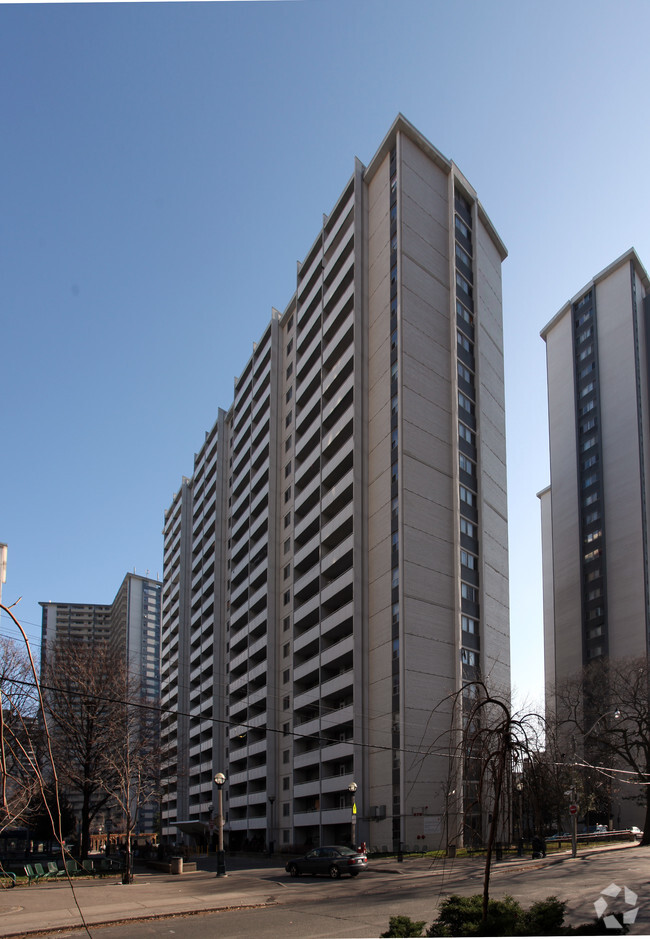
[0,866,277,937]
[0,841,639,938]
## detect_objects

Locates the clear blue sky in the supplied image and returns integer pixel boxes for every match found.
[2,0,650,709]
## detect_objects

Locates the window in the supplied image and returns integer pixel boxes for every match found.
[456,272,472,297]
[283,697,290,712]
[391,531,399,552]
[391,328,398,350]
[283,668,290,683]
[462,614,477,634]
[582,473,599,489]
[392,602,399,625]
[583,454,598,470]
[284,512,291,528]
[581,417,596,433]
[458,391,474,415]
[461,582,478,603]
[582,436,597,452]
[580,381,594,398]
[391,496,399,518]
[461,648,476,666]
[391,394,399,416]
[459,422,475,446]
[456,299,473,327]
[282,744,290,758]
[391,361,398,382]
[283,776,290,791]
[579,345,593,361]
[391,567,399,589]
[461,550,477,570]
[286,435,292,452]
[282,803,290,816]
[584,492,598,507]
[284,537,291,554]
[579,363,595,379]
[285,461,292,478]
[392,638,399,659]
[455,215,470,240]
[283,615,291,631]
[587,587,602,601]
[455,243,472,267]
[458,362,472,383]
[283,642,290,658]
[580,399,595,416]
[284,564,291,580]
[577,326,593,344]
[283,589,291,604]
[460,485,475,506]
[459,454,475,476]
[284,487,291,504]
[285,409,292,427]
[391,428,398,450]
[584,529,601,544]
[585,509,600,525]
[457,330,472,353]
[286,362,293,379]
[584,547,601,562]
[460,518,475,538]
[286,387,293,403]
[391,462,398,483]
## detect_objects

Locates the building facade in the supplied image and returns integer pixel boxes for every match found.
[40,571,162,836]
[161,115,510,852]
[540,249,650,694]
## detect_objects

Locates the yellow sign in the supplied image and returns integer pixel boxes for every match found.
[353,803,357,815]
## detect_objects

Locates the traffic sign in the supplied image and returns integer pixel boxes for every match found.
[569,803,579,815]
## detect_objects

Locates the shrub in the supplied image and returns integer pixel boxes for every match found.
[518,897,566,934]
[427,894,522,936]
[381,914,427,937]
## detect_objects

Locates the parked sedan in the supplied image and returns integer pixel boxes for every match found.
[285,845,368,879]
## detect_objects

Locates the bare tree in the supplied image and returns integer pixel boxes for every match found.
[0,636,41,833]
[42,642,124,858]
[555,655,650,845]
[99,678,160,883]
[457,681,543,926]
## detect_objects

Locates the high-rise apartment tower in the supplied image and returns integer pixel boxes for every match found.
[540,249,650,694]
[161,115,510,852]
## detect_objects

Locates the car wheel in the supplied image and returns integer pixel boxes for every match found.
[329,865,341,879]
[288,863,300,877]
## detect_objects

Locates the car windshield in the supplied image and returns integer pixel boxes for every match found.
[335,846,357,856]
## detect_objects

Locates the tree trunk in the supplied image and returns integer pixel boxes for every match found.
[482,745,506,926]
[81,788,91,859]
[640,776,650,846]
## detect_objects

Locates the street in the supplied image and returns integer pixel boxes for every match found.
[32,845,650,938]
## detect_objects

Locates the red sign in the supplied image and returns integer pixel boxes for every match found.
[569,804,579,816]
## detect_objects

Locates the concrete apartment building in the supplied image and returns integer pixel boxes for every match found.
[161,114,510,853]
[540,249,650,696]
[40,571,162,835]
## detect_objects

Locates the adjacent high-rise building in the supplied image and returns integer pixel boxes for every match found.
[161,114,510,852]
[540,249,650,694]
[40,572,162,835]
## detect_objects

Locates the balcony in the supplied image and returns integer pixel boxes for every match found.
[324,194,354,256]
[294,779,321,799]
[321,632,355,669]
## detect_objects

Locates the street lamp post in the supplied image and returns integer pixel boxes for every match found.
[214,773,227,877]
[347,781,357,849]
[268,795,275,856]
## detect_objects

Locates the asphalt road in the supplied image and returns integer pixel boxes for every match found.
[33,846,650,938]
